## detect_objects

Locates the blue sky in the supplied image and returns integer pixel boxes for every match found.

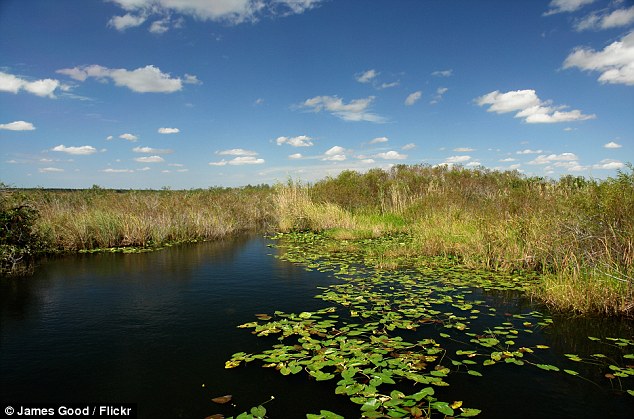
[1,0,633,189]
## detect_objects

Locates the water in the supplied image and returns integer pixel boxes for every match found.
[1,236,633,418]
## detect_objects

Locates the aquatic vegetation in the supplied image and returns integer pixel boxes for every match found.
[226,233,634,417]
[275,165,634,317]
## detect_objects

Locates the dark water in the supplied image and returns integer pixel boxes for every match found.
[1,236,633,418]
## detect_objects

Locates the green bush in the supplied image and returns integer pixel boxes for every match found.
[0,189,44,276]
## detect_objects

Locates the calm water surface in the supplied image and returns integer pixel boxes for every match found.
[1,236,632,418]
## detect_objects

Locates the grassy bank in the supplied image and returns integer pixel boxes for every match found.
[276,165,633,317]
[2,165,632,316]
[0,185,275,274]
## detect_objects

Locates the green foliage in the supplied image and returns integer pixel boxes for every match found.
[0,189,45,276]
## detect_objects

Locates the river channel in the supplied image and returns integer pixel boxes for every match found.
[1,236,632,418]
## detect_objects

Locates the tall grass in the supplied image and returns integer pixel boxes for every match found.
[25,186,275,252]
[3,165,632,316]
[276,164,634,317]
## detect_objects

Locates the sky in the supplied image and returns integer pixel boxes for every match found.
[1,0,633,189]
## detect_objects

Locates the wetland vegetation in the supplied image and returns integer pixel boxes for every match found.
[2,164,633,317]
[2,165,633,418]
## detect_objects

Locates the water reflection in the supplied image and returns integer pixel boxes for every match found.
[1,236,633,418]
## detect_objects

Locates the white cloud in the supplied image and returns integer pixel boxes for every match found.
[544,0,596,16]
[405,91,422,106]
[216,148,258,156]
[108,0,323,26]
[593,159,624,169]
[402,143,416,150]
[0,120,35,131]
[134,155,165,163]
[103,168,135,173]
[322,145,347,161]
[39,167,64,173]
[119,133,138,141]
[575,6,634,31]
[516,149,543,154]
[444,155,471,164]
[57,65,192,93]
[374,151,407,160]
[528,153,578,165]
[476,89,595,123]
[289,153,303,159]
[0,71,61,98]
[51,145,97,155]
[604,141,622,148]
[499,157,516,162]
[132,146,174,154]
[563,31,634,86]
[209,156,265,166]
[301,95,386,122]
[432,69,453,77]
[356,69,378,83]
[108,13,147,31]
[379,81,399,89]
[369,136,388,144]
[361,159,375,164]
[158,127,179,134]
[229,156,265,165]
[149,18,170,34]
[453,147,474,152]
[276,135,314,147]
[430,87,448,104]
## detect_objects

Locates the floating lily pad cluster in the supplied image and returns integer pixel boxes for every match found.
[224,232,634,418]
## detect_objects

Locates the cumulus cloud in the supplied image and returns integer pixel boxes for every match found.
[0,71,62,98]
[544,0,596,16]
[132,146,173,154]
[276,135,314,147]
[499,157,516,162]
[57,64,195,93]
[402,143,416,150]
[108,13,147,31]
[134,155,165,163]
[374,151,407,160]
[405,91,422,106]
[322,145,347,161]
[103,168,135,173]
[593,159,624,169]
[209,156,265,165]
[52,145,97,155]
[575,6,634,31]
[516,149,544,154]
[0,120,36,131]
[444,155,471,164]
[528,153,578,165]
[476,89,595,123]
[118,133,138,141]
[39,167,64,173]
[432,69,453,77]
[563,31,634,86]
[604,141,622,148]
[356,69,378,83]
[289,153,303,159]
[301,95,385,122]
[453,147,474,152]
[158,127,179,134]
[108,0,323,27]
[369,137,388,145]
[216,148,258,156]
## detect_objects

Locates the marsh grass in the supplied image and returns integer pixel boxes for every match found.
[276,164,634,316]
[25,186,275,252]
[3,164,632,315]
